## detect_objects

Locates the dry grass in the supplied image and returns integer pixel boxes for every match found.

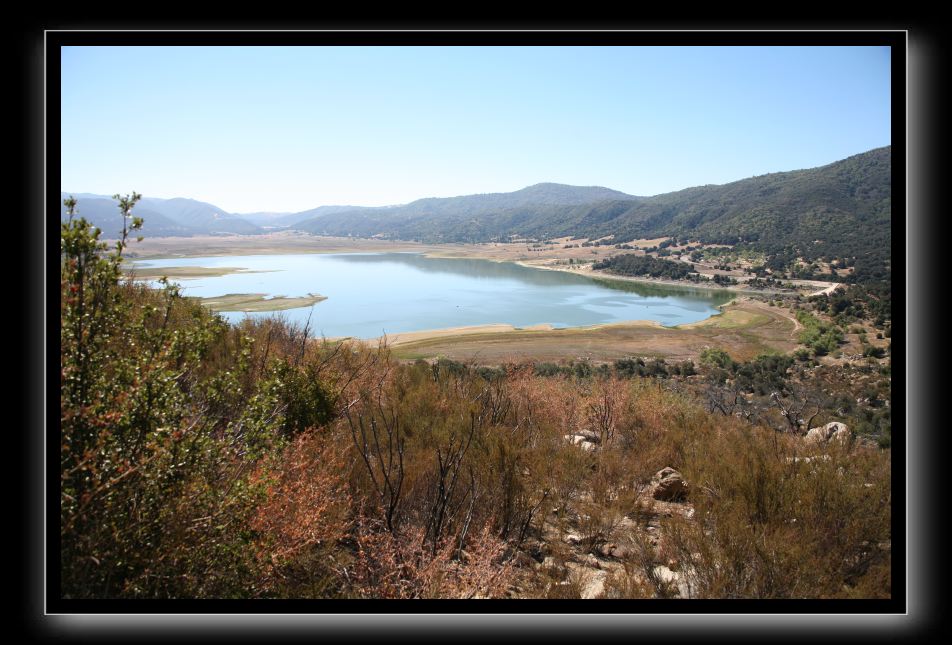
[389,298,798,364]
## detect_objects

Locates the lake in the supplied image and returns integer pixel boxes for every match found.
[133,252,733,339]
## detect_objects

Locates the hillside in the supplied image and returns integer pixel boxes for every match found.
[290,148,891,282]
[292,183,640,240]
[59,194,194,237]
[60,193,261,236]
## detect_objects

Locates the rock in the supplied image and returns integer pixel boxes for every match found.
[574,553,601,569]
[653,565,678,584]
[652,467,689,502]
[610,544,631,560]
[564,434,598,451]
[540,556,567,578]
[576,429,601,444]
[563,532,583,546]
[651,565,693,598]
[830,425,852,444]
[581,570,608,599]
[565,562,608,599]
[597,542,616,558]
[805,422,850,444]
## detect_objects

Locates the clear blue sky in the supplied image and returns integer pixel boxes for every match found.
[60,46,891,214]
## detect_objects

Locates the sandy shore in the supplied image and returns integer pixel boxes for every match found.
[378,298,798,364]
[372,319,666,347]
[199,292,327,312]
[125,265,277,280]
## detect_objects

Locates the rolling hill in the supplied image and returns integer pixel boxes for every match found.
[289,147,891,281]
[60,193,261,237]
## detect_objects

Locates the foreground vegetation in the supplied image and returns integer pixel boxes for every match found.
[60,197,891,599]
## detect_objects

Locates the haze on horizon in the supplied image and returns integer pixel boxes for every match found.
[61,45,891,214]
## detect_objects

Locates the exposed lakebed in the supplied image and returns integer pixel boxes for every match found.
[132,252,733,339]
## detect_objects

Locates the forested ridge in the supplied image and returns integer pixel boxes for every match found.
[292,147,891,284]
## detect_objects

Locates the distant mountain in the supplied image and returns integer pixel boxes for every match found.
[291,183,639,239]
[251,205,378,229]
[60,147,890,282]
[288,148,891,282]
[60,193,261,236]
[231,211,294,226]
[136,197,260,234]
[60,194,194,238]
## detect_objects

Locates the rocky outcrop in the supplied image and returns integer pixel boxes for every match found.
[651,467,689,502]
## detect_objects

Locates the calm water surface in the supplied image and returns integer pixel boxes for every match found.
[134,253,733,339]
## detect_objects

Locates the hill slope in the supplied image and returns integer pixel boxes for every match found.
[291,147,891,281]
[60,193,261,236]
[292,183,639,240]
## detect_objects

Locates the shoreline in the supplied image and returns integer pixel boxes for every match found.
[334,300,752,348]
[374,297,798,364]
[370,318,669,347]
[200,292,327,312]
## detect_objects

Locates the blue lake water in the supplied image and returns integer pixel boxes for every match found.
[133,253,733,339]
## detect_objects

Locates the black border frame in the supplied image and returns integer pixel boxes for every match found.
[28,25,933,640]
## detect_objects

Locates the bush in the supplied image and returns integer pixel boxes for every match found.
[700,348,735,370]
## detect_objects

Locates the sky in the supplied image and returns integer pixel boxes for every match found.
[60,46,892,214]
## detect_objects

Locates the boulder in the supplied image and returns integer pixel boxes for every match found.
[805,422,851,444]
[576,429,601,444]
[652,467,689,502]
[652,565,694,598]
[565,562,608,599]
[564,434,598,451]
[597,542,631,560]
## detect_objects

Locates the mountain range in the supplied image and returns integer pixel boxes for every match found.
[62,146,891,281]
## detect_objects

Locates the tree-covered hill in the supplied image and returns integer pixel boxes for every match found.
[291,183,640,240]
[290,147,890,282]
